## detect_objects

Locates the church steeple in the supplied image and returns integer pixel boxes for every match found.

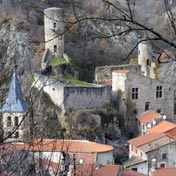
[1,71,29,142]
[2,72,29,112]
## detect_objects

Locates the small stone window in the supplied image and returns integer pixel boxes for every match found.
[132,88,138,100]
[14,116,18,127]
[53,22,56,28]
[7,116,12,127]
[145,102,150,111]
[54,45,57,53]
[156,86,162,98]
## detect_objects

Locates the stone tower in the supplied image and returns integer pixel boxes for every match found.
[138,41,157,79]
[44,7,64,58]
[1,72,29,142]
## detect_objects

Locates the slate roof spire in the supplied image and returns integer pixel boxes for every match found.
[2,71,29,112]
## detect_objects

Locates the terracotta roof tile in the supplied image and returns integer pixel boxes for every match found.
[97,165,121,176]
[0,139,113,154]
[71,164,121,176]
[149,120,176,134]
[113,70,129,74]
[28,139,113,153]
[122,170,147,176]
[69,153,96,164]
[71,164,97,176]
[137,111,161,125]
[153,167,176,176]
[128,133,166,147]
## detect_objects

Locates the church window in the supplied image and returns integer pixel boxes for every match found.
[132,88,138,100]
[54,45,57,52]
[156,86,162,98]
[14,116,18,127]
[7,116,12,127]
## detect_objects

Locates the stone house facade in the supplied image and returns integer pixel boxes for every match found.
[112,70,174,134]
[124,133,176,175]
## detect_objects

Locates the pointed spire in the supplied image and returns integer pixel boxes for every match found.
[1,71,29,112]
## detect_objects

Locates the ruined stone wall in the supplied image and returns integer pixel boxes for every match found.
[95,64,140,83]
[33,74,111,111]
[63,85,111,110]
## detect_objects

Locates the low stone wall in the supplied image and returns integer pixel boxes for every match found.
[95,64,141,83]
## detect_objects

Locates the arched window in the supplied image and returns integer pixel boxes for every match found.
[14,116,18,127]
[7,116,11,127]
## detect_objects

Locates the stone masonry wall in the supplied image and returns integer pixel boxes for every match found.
[95,64,141,83]
[63,85,111,110]
[125,72,174,132]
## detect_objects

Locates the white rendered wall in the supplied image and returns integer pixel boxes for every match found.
[112,71,127,97]
[138,42,151,77]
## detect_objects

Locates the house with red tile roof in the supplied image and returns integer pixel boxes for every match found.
[0,139,114,175]
[152,167,176,176]
[137,111,168,135]
[70,164,122,176]
[148,120,176,134]
[124,133,176,175]
[122,169,147,176]
[111,69,174,135]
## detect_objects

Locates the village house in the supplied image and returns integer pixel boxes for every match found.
[148,120,176,134]
[137,111,167,135]
[152,167,176,176]
[0,139,114,175]
[112,70,174,135]
[123,132,176,175]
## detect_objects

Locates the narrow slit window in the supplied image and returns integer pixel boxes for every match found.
[53,22,56,28]
[54,45,57,53]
